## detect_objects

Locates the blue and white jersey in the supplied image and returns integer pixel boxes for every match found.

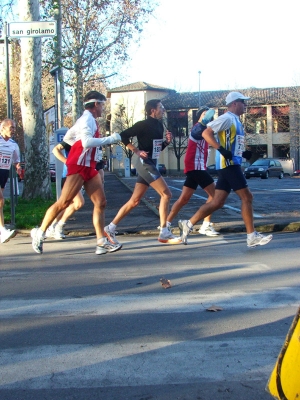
[207,111,245,170]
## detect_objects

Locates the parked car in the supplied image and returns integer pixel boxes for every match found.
[17,162,25,182]
[158,163,167,175]
[50,169,56,182]
[206,164,218,176]
[244,158,284,179]
[293,169,300,176]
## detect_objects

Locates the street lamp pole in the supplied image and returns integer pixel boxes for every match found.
[198,70,201,108]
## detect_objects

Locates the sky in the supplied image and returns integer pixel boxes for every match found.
[111,0,300,92]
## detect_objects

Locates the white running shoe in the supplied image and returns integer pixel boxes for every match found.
[54,224,66,239]
[95,238,122,255]
[199,223,220,237]
[104,225,120,245]
[0,228,16,243]
[31,228,44,254]
[247,231,273,248]
[178,220,192,245]
[158,230,182,244]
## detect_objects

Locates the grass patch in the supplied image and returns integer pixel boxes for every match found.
[4,184,56,229]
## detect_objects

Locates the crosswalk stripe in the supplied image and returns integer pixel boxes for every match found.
[0,288,299,317]
[0,338,283,389]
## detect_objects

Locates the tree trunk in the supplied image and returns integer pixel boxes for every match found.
[19,0,52,199]
[72,64,84,122]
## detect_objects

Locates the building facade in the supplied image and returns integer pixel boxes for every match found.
[108,83,300,174]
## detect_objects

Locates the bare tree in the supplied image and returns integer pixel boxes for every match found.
[19,0,52,200]
[113,102,139,170]
[166,111,190,172]
[41,0,155,121]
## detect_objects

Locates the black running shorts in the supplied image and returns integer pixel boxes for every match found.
[215,164,248,193]
[184,170,214,190]
[0,169,10,189]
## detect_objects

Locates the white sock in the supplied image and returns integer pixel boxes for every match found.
[97,237,106,245]
[187,220,193,230]
[57,221,66,227]
[49,222,57,230]
[38,228,45,239]
[0,227,7,233]
[247,231,255,240]
[160,227,169,235]
[202,221,210,228]
[167,221,172,228]
[108,222,117,231]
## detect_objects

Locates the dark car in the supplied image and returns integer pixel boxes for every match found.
[50,169,56,182]
[206,164,218,176]
[158,163,167,175]
[244,158,284,179]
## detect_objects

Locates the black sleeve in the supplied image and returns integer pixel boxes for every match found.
[61,141,72,152]
[120,121,144,146]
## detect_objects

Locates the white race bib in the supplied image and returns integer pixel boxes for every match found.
[0,150,13,170]
[94,147,103,162]
[152,139,163,159]
[234,135,244,157]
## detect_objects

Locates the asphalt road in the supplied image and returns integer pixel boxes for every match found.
[1,228,300,399]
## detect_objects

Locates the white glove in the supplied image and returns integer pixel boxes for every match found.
[109,132,121,143]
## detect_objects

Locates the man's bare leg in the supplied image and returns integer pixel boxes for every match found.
[84,173,106,239]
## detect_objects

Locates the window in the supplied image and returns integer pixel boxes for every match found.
[167,111,188,137]
[272,106,289,132]
[245,107,267,134]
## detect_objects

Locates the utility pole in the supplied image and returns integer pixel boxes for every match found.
[53,0,64,126]
[198,70,201,108]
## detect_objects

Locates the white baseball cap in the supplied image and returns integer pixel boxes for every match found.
[225,91,250,105]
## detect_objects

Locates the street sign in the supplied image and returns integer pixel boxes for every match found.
[115,145,123,161]
[8,21,57,38]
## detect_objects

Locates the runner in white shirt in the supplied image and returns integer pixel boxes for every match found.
[0,119,21,243]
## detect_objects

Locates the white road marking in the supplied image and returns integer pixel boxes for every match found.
[0,287,298,317]
[0,338,282,388]
[169,185,263,218]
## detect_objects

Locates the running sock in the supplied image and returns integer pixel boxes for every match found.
[247,231,256,240]
[57,221,66,227]
[38,228,45,239]
[187,220,194,230]
[97,237,106,245]
[202,221,210,228]
[108,222,117,232]
[160,227,169,235]
[167,221,172,228]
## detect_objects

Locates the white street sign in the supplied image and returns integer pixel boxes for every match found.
[8,21,57,38]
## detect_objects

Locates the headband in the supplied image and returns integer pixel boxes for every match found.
[84,99,105,105]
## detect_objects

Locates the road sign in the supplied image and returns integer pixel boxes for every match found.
[8,21,57,38]
[115,145,123,161]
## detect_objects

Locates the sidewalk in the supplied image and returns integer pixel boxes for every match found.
[52,172,300,238]
[7,172,300,238]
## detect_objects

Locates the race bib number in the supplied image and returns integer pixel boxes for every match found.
[0,150,13,170]
[94,147,103,162]
[152,139,163,159]
[234,135,244,157]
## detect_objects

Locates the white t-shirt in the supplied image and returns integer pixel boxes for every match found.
[0,136,20,170]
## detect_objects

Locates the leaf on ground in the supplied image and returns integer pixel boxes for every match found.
[160,278,172,289]
[206,304,223,312]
